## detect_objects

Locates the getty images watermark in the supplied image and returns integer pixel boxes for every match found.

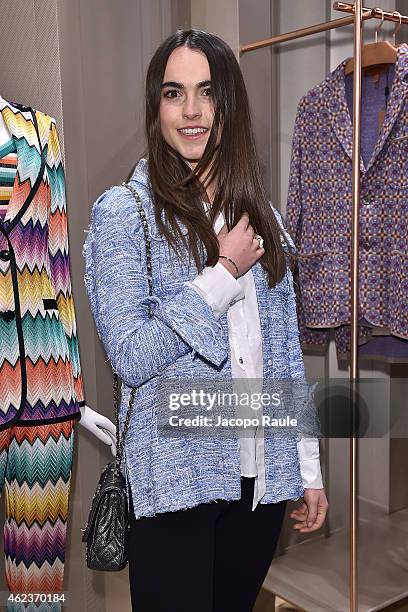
[167,389,297,429]
[139,377,408,440]
[153,378,321,439]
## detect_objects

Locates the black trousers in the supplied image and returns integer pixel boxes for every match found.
[128,477,287,612]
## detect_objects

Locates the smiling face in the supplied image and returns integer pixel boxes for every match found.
[160,46,219,169]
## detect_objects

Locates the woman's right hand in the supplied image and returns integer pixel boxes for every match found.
[217,212,265,278]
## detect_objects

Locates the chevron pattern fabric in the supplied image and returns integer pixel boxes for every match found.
[0,138,17,220]
[0,97,84,428]
[0,419,76,612]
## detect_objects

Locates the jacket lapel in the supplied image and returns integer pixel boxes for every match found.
[0,97,46,234]
[324,45,408,176]
[365,44,408,174]
[324,59,365,173]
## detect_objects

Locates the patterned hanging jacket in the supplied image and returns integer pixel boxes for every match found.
[0,96,84,429]
[285,44,408,359]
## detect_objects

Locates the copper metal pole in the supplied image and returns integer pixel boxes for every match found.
[239,3,408,611]
[240,13,372,54]
[335,1,408,24]
[241,3,408,55]
[349,1,363,611]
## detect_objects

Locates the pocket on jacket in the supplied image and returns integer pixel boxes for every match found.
[43,298,58,311]
[298,252,325,286]
[150,226,199,293]
[388,251,408,335]
[40,297,70,359]
[297,252,345,317]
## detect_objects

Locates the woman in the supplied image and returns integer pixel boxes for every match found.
[83,28,328,612]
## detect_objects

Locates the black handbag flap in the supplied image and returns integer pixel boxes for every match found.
[82,463,127,542]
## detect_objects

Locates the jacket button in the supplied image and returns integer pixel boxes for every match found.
[238,357,244,364]
[0,249,10,261]
[268,359,273,366]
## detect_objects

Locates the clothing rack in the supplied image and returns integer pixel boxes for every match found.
[240,2,408,53]
[239,3,408,611]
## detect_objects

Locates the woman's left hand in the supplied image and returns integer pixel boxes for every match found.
[289,488,329,533]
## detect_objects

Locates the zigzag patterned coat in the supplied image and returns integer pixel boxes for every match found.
[0,96,84,429]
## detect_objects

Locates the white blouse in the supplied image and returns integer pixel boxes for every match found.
[185,208,323,511]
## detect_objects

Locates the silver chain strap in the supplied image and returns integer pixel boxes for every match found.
[114,182,153,468]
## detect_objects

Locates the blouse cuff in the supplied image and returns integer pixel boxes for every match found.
[185,261,245,321]
[297,437,324,489]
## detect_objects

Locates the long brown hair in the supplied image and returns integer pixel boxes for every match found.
[145,28,290,288]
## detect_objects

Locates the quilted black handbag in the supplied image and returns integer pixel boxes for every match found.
[81,182,153,571]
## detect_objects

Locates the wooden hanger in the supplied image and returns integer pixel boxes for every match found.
[345,9,400,75]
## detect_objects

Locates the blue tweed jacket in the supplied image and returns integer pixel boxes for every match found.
[83,158,306,519]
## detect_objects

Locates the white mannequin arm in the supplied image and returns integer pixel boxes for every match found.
[79,404,117,457]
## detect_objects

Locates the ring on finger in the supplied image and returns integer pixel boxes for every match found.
[254,234,264,249]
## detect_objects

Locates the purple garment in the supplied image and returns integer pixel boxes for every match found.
[285,44,408,364]
[343,64,408,361]
[358,334,408,362]
[345,65,396,168]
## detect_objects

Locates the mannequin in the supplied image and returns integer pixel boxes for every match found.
[0,96,118,611]
[0,112,117,457]
[80,405,116,456]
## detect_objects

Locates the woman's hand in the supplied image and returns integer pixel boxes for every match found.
[290,488,329,533]
[217,212,264,278]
